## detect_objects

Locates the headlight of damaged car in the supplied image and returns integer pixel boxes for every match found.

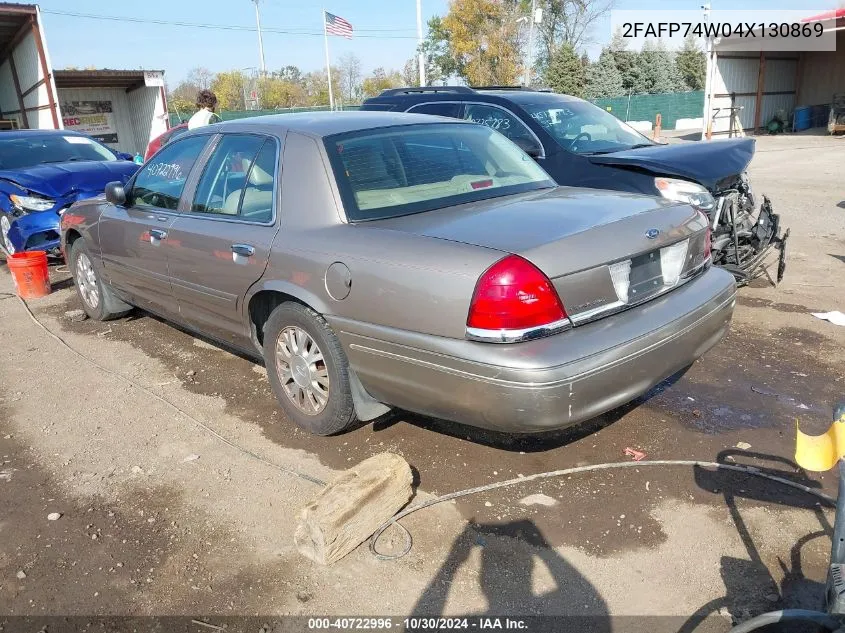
[654,177,715,212]
[10,194,55,212]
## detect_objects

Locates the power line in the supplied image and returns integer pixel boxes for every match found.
[40,9,420,38]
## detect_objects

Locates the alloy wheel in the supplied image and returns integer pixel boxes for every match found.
[75,252,100,309]
[275,326,330,415]
[0,215,14,254]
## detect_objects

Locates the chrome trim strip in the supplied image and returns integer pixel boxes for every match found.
[569,300,626,325]
[567,257,712,327]
[465,317,572,344]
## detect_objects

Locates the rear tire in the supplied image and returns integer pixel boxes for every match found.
[68,238,132,321]
[263,302,357,436]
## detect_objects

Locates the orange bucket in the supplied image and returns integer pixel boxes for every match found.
[7,250,51,299]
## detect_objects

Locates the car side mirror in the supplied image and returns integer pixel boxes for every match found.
[513,137,542,159]
[116,152,134,161]
[105,181,126,206]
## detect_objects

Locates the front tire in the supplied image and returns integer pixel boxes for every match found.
[263,302,357,436]
[1,213,15,255]
[68,238,131,321]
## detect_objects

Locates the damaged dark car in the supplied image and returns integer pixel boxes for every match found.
[362,87,788,286]
[0,129,140,257]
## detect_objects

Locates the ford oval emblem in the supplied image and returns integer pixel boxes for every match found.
[645,228,660,240]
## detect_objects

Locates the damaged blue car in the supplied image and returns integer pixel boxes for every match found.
[0,129,140,256]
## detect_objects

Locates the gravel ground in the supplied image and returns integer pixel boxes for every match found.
[1,132,843,630]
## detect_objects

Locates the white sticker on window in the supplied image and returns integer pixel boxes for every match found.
[64,136,93,144]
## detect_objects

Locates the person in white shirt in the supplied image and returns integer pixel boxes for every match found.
[187,90,220,130]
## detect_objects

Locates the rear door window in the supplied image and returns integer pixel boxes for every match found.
[190,134,276,223]
[408,102,464,119]
[129,135,209,210]
[463,103,537,147]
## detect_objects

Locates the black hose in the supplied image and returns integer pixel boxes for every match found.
[728,609,840,633]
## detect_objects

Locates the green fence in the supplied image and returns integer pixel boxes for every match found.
[168,105,360,127]
[591,91,705,129]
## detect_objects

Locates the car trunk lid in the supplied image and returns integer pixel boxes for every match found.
[369,187,710,325]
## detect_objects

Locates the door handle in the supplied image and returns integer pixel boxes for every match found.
[231,244,255,257]
[149,229,167,241]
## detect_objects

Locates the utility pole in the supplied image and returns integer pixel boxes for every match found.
[523,0,538,87]
[252,0,267,75]
[416,0,426,86]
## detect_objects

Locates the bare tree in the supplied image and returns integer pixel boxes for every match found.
[337,53,363,104]
[534,0,614,71]
[186,67,214,91]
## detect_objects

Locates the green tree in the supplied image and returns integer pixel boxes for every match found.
[675,36,706,91]
[257,76,306,109]
[210,70,246,110]
[423,0,524,86]
[361,67,403,98]
[634,40,686,94]
[607,29,639,93]
[167,79,199,116]
[584,49,624,98]
[303,69,342,106]
[420,15,458,84]
[544,42,585,97]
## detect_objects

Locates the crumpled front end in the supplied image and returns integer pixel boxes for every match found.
[5,191,103,256]
[707,173,789,287]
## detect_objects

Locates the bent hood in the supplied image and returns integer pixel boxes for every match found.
[588,138,755,191]
[0,160,138,198]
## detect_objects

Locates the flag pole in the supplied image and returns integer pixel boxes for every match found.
[323,9,335,110]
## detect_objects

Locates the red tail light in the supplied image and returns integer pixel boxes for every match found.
[467,255,567,331]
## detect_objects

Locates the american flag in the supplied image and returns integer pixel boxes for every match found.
[325,11,353,39]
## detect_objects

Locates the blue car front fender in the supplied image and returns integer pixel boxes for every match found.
[6,209,60,252]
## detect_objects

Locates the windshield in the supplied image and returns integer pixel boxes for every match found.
[326,123,554,221]
[0,134,117,170]
[522,98,655,155]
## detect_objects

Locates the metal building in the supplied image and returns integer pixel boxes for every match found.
[0,3,169,155]
[54,69,169,155]
[703,9,845,137]
[0,2,60,130]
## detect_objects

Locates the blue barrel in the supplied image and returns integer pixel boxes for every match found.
[794,106,812,131]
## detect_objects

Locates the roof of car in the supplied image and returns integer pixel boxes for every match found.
[0,129,87,139]
[205,111,461,138]
[363,87,584,106]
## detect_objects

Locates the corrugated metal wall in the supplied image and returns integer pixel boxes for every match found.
[127,87,167,153]
[0,29,56,129]
[797,31,845,107]
[707,52,798,135]
[57,86,160,155]
[0,60,18,124]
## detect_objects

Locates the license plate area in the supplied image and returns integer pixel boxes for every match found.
[628,250,664,301]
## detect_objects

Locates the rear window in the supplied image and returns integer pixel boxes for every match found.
[325,123,554,221]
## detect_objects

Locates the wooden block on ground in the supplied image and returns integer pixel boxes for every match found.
[294,452,413,565]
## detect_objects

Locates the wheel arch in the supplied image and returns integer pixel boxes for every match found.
[245,281,332,348]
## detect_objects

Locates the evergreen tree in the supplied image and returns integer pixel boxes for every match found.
[584,49,625,99]
[607,29,639,93]
[634,40,686,94]
[543,42,586,97]
[676,36,707,91]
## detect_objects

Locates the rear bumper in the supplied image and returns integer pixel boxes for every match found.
[331,266,736,433]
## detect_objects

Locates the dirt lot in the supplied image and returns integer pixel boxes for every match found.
[1,132,844,631]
